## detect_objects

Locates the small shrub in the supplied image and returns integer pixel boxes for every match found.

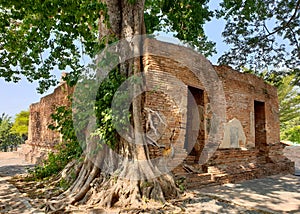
[30,106,82,180]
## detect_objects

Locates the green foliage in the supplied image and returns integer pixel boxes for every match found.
[127,0,137,4]
[1,0,299,92]
[32,152,67,179]
[0,113,23,151]
[48,106,79,144]
[278,74,300,143]
[59,178,71,190]
[277,75,300,125]
[0,0,217,93]
[11,110,29,139]
[0,0,106,93]
[145,0,216,56]
[31,106,82,179]
[94,69,127,149]
[282,125,300,144]
[175,177,186,192]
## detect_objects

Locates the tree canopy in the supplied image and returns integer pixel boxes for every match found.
[1,0,299,92]
[218,0,300,72]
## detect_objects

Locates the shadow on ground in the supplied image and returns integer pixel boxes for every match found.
[0,164,35,177]
[200,174,300,213]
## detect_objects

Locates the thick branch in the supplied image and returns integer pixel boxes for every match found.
[262,0,300,40]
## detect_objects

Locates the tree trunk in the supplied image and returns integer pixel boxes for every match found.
[46,1,179,211]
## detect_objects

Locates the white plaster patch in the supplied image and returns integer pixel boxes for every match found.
[220,118,246,149]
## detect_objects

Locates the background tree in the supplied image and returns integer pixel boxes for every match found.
[0,113,10,124]
[0,113,23,151]
[283,125,300,143]
[277,75,300,125]
[277,75,300,143]
[11,110,29,141]
[0,113,13,151]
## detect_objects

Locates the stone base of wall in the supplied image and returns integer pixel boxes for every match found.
[180,161,294,189]
[174,144,295,189]
[18,143,52,164]
[284,145,300,175]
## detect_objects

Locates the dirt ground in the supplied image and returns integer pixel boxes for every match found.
[0,151,299,213]
[0,151,40,213]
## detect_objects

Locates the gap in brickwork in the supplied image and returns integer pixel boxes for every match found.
[185,86,205,163]
[254,100,266,147]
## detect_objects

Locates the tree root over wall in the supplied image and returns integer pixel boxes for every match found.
[45,146,179,213]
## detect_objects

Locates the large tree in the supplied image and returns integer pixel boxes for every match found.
[1,0,300,210]
[0,0,215,209]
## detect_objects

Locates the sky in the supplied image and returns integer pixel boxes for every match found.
[0,1,227,118]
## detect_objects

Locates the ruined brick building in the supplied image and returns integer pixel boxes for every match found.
[21,39,294,187]
[20,76,73,164]
[142,39,294,188]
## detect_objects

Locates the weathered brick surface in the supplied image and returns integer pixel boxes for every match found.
[19,82,73,164]
[214,65,280,148]
[143,39,294,188]
[143,39,225,164]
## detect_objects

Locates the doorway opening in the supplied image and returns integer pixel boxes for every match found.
[185,86,205,162]
[254,100,266,147]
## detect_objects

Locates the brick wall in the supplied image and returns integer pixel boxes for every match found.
[214,65,280,148]
[143,39,226,165]
[144,40,280,155]
[142,38,294,187]
[19,82,73,163]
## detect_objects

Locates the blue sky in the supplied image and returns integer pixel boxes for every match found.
[0,1,226,118]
